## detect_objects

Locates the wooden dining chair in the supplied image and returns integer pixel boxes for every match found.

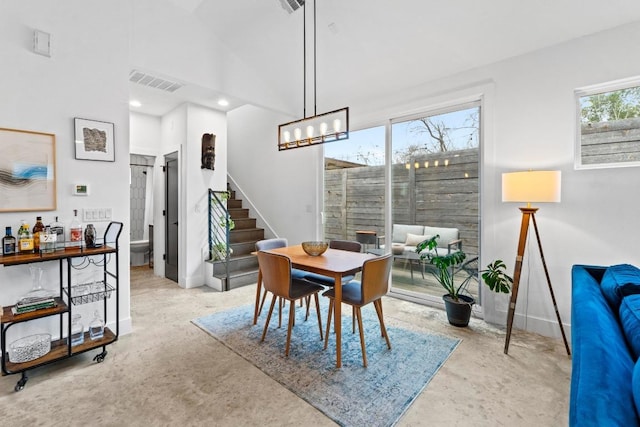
[303,239,363,287]
[254,238,308,326]
[257,251,325,356]
[322,253,393,367]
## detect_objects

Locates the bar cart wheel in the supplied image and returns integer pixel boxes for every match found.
[93,349,108,363]
[15,372,28,392]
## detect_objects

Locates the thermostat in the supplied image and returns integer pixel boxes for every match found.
[73,184,90,196]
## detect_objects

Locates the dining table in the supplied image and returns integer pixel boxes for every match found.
[254,244,376,368]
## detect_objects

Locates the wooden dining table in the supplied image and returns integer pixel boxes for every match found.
[255,244,376,368]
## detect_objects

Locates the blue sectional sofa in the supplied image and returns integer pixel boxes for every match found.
[571,264,640,426]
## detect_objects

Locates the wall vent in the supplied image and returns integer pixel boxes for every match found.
[129,70,183,93]
[279,0,304,14]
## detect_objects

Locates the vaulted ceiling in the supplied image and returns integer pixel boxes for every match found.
[130,0,640,116]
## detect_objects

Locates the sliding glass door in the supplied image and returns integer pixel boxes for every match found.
[389,102,480,305]
[322,101,481,308]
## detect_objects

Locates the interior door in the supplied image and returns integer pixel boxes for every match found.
[164,152,179,282]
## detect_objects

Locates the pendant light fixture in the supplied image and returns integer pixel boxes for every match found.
[278,0,349,151]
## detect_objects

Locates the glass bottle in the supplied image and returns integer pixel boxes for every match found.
[32,216,45,253]
[84,224,96,248]
[69,210,82,248]
[89,310,105,340]
[70,314,84,346]
[3,226,16,255]
[17,221,34,254]
[50,216,65,250]
[41,225,56,254]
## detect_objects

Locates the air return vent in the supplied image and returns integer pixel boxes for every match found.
[129,70,183,93]
[279,0,304,14]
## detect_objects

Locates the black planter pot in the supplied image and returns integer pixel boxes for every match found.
[442,294,475,327]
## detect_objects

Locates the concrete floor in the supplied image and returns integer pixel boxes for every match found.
[0,266,571,426]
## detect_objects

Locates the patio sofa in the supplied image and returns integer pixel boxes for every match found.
[570,264,640,426]
[379,223,461,256]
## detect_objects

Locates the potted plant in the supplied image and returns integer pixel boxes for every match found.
[416,235,513,327]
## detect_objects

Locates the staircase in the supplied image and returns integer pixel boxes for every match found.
[209,189,263,290]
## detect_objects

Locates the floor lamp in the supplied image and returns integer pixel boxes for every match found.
[501,170,571,357]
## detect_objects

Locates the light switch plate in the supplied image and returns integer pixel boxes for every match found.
[33,30,51,57]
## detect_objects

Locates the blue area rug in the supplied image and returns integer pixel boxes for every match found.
[193,303,460,427]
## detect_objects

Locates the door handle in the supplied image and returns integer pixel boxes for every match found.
[173,222,178,225]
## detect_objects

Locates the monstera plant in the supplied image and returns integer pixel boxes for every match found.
[416,235,513,326]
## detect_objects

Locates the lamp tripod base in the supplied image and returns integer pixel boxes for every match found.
[504,208,571,357]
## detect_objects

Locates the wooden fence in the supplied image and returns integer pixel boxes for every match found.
[581,117,640,165]
[324,148,479,255]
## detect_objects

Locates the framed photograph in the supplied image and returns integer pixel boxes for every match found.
[74,117,115,162]
[0,127,57,212]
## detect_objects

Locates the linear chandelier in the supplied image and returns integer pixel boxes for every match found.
[278,0,349,151]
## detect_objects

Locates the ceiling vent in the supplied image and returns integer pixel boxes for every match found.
[278,0,304,14]
[129,70,183,93]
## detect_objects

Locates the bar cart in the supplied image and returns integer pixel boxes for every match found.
[0,221,122,391]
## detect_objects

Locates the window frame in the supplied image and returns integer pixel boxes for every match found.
[575,75,640,170]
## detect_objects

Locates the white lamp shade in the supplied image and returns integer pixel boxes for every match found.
[502,170,561,203]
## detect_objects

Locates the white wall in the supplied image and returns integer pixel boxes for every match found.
[229,22,640,339]
[183,104,227,288]
[130,112,161,157]
[228,105,321,244]
[131,105,227,288]
[0,1,132,336]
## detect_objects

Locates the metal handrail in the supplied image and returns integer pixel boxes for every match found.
[208,189,232,290]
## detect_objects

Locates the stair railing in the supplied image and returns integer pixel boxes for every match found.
[208,189,233,289]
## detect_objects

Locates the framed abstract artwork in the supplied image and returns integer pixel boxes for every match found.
[0,127,57,212]
[74,117,115,162]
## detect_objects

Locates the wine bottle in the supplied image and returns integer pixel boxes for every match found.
[69,210,82,248]
[18,221,34,254]
[2,226,16,255]
[32,216,45,252]
[50,216,65,250]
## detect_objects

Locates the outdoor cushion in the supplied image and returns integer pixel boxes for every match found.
[620,294,640,360]
[601,264,640,310]
[405,233,433,247]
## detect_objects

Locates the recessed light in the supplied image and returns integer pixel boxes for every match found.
[130,100,142,107]
[218,99,229,107]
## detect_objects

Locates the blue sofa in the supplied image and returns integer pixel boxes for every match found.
[571,264,640,426]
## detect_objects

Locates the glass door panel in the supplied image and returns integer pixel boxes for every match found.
[323,126,385,246]
[389,104,481,305]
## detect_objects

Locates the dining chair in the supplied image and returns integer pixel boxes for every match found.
[254,238,308,326]
[303,239,363,287]
[257,251,324,356]
[322,253,393,367]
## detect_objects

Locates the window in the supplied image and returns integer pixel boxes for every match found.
[576,77,640,169]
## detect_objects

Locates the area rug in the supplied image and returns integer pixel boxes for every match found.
[192,303,460,427]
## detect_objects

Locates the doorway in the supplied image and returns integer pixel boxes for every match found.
[164,151,179,283]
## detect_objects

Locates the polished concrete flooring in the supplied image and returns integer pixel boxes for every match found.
[0,266,571,426]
